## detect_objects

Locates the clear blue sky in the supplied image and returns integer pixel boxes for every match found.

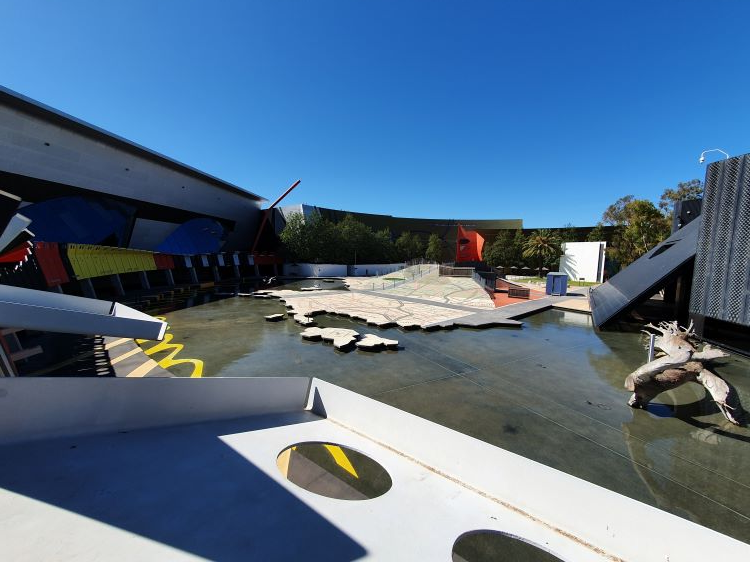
[2,1,748,227]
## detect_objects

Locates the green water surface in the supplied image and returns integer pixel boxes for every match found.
[154,291,750,543]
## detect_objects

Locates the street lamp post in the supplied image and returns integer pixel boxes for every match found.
[698,149,730,164]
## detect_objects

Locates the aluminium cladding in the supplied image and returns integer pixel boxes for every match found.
[690,155,750,327]
[0,85,265,203]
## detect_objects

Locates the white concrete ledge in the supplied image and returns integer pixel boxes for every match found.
[0,377,746,560]
[0,285,167,340]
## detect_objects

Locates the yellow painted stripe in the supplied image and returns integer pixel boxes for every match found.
[109,346,142,365]
[125,358,159,378]
[140,333,204,377]
[104,337,131,350]
[324,444,359,478]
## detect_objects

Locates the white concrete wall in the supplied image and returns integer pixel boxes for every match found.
[560,242,606,283]
[349,263,405,276]
[0,377,310,445]
[0,104,262,250]
[282,263,347,277]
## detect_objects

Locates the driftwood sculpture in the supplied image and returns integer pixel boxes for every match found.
[625,321,744,425]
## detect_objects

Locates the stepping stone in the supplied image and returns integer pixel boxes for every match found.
[355,334,399,350]
[294,315,316,326]
[300,327,324,341]
[264,314,285,321]
[301,327,359,349]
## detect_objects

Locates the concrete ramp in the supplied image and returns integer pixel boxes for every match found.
[496,277,527,291]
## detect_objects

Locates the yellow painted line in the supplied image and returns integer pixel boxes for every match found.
[109,346,142,365]
[324,444,359,478]
[104,337,131,350]
[277,448,291,478]
[125,358,159,378]
[140,333,204,377]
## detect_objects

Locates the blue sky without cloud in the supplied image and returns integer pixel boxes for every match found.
[2,1,749,227]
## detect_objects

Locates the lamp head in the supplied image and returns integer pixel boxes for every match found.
[699,155,705,164]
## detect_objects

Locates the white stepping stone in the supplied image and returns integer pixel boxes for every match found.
[301,327,359,349]
[294,315,316,326]
[264,314,285,321]
[355,334,399,350]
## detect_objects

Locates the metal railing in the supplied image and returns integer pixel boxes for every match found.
[368,263,437,291]
[472,270,497,295]
[438,265,474,277]
[439,265,495,295]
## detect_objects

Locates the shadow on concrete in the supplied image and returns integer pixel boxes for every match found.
[0,412,366,561]
[20,334,116,377]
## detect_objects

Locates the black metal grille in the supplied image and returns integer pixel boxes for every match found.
[690,154,750,326]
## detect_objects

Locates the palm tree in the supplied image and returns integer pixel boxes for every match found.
[522,229,562,278]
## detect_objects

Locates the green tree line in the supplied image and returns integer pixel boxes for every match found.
[280,212,446,264]
[281,178,702,269]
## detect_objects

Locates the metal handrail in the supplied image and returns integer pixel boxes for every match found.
[369,263,437,291]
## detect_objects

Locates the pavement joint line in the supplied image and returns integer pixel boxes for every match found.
[403,347,471,377]
[109,346,142,365]
[372,373,459,396]
[454,371,486,388]
[125,358,159,378]
[349,289,487,313]
[400,336,479,373]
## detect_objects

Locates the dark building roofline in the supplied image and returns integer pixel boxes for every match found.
[0,85,265,202]
[281,203,523,229]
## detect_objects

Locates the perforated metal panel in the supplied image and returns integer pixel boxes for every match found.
[690,155,750,327]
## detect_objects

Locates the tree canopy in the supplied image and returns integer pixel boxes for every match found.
[425,233,444,263]
[558,222,579,243]
[483,229,525,268]
[658,179,703,214]
[598,196,670,266]
[522,229,561,277]
[280,212,429,264]
[394,231,425,262]
[593,178,701,268]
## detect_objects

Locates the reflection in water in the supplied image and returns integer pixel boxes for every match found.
[277,442,392,500]
[452,531,563,562]
[561,310,592,327]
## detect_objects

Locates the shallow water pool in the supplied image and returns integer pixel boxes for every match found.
[151,294,750,543]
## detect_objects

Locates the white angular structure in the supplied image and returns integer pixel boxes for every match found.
[0,376,746,561]
[559,241,607,283]
[0,284,166,341]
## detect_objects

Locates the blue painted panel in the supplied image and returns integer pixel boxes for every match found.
[21,196,131,245]
[156,218,225,255]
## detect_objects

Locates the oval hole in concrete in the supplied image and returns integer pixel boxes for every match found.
[277,442,391,500]
[452,530,564,562]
